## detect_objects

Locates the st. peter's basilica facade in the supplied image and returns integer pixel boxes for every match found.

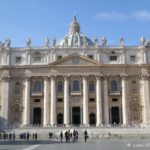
[0,16,150,128]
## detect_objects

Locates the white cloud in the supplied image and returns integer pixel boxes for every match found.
[94,10,150,22]
[133,10,150,21]
[94,11,127,21]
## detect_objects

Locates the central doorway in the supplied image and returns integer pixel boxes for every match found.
[72,107,80,125]
[33,107,42,125]
[111,107,120,124]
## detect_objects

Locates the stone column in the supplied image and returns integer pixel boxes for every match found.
[1,76,9,126]
[121,75,128,125]
[82,75,89,126]
[103,76,109,124]
[141,75,150,124]
[64,76,69,126]
[96,75,102,126]
[23,77,30,126]
[50,76,56,126]
[43,76,49,126]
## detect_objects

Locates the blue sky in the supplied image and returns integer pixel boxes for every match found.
[0,0,150,47]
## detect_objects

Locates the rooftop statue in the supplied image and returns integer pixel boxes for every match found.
[102,37,107,47]
[5,38,11,48]
[45,37,49,47]
[52,38,56,46]
[82,36,88,46]
[26,37,31,48]
[63,37,68,46]
[94,37,98,47]
[120,37,124,47]
[140,36,145,46]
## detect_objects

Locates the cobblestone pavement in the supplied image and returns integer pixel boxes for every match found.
[0,139,150,150]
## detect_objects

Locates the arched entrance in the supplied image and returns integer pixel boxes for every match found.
[89,113,96,125]
[57,113,63,125]
[33,107,42,125]
[72,107,80,125]
[111,107,120,124]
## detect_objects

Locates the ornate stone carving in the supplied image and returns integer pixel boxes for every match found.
[1,76,10,81]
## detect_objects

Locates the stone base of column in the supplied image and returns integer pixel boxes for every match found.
[83,124,90,127]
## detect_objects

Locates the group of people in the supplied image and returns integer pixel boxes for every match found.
[60,130,79,143]
[0,132,16,141]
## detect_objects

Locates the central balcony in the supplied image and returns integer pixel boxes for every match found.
[71,91,82,96]
[31,91,43,96]
[109,91,121,96]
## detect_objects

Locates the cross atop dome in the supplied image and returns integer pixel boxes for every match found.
[70,15,80,33]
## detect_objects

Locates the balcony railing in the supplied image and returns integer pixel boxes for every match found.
[71,91,82,96]
[31,91,43,96]
[109,90,121,96]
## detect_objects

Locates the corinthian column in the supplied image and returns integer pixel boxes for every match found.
[50,76,56,126]
[96,75,102,126]
[43,76,49,126]
[1,76,9,126]
[64,76,69,126]
[83,75,89,126]
[23,77,30,126]
[141,74,150,124]
[121,75,128,125]
[103,76,109,124]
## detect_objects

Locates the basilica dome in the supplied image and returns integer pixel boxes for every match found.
[57,16,94,47]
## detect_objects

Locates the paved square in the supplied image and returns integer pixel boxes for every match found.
[1,139,150,150]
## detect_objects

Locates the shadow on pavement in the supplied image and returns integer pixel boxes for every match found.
[0,140,62,145]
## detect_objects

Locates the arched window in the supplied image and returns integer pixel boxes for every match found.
[58,81,63,92]
[132,80,137,93]
[111,80,118,92]
[89,113,96,125]
[15,82,20,95]
[73,80,80,92]
[34,81,42,92]
[89,81,95,92]
[57,113,63,125]
[33,52,41,62]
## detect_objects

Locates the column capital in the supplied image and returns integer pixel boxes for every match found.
[120,74,128,80]
[103,75,109,80]
[82,74,89,79]
[50,75,56,80]
[23,76,31,81]
[95,74,103,80]
[63,75,70,80]
[141,74,150,80]
[43,76,49,80]
[1,76,10,81]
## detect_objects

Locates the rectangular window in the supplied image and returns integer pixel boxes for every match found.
[16,56,21,63]
[57,98,63,102]
[89,98,95,102]
[34,99,40,102]
[130,55,136,62]
[34,56,41,62]
[112,98,118,102]
[109,56,117,61]
[88,55,94,60]
[57,55,62,60]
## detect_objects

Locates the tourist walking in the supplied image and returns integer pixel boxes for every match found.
[84,130,88,142]
[60,131,63,142]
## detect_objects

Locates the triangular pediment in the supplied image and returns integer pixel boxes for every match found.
[50,53,102,66]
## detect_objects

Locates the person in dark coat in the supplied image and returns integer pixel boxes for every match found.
[84,130,88,142]
[60,131,63,142]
